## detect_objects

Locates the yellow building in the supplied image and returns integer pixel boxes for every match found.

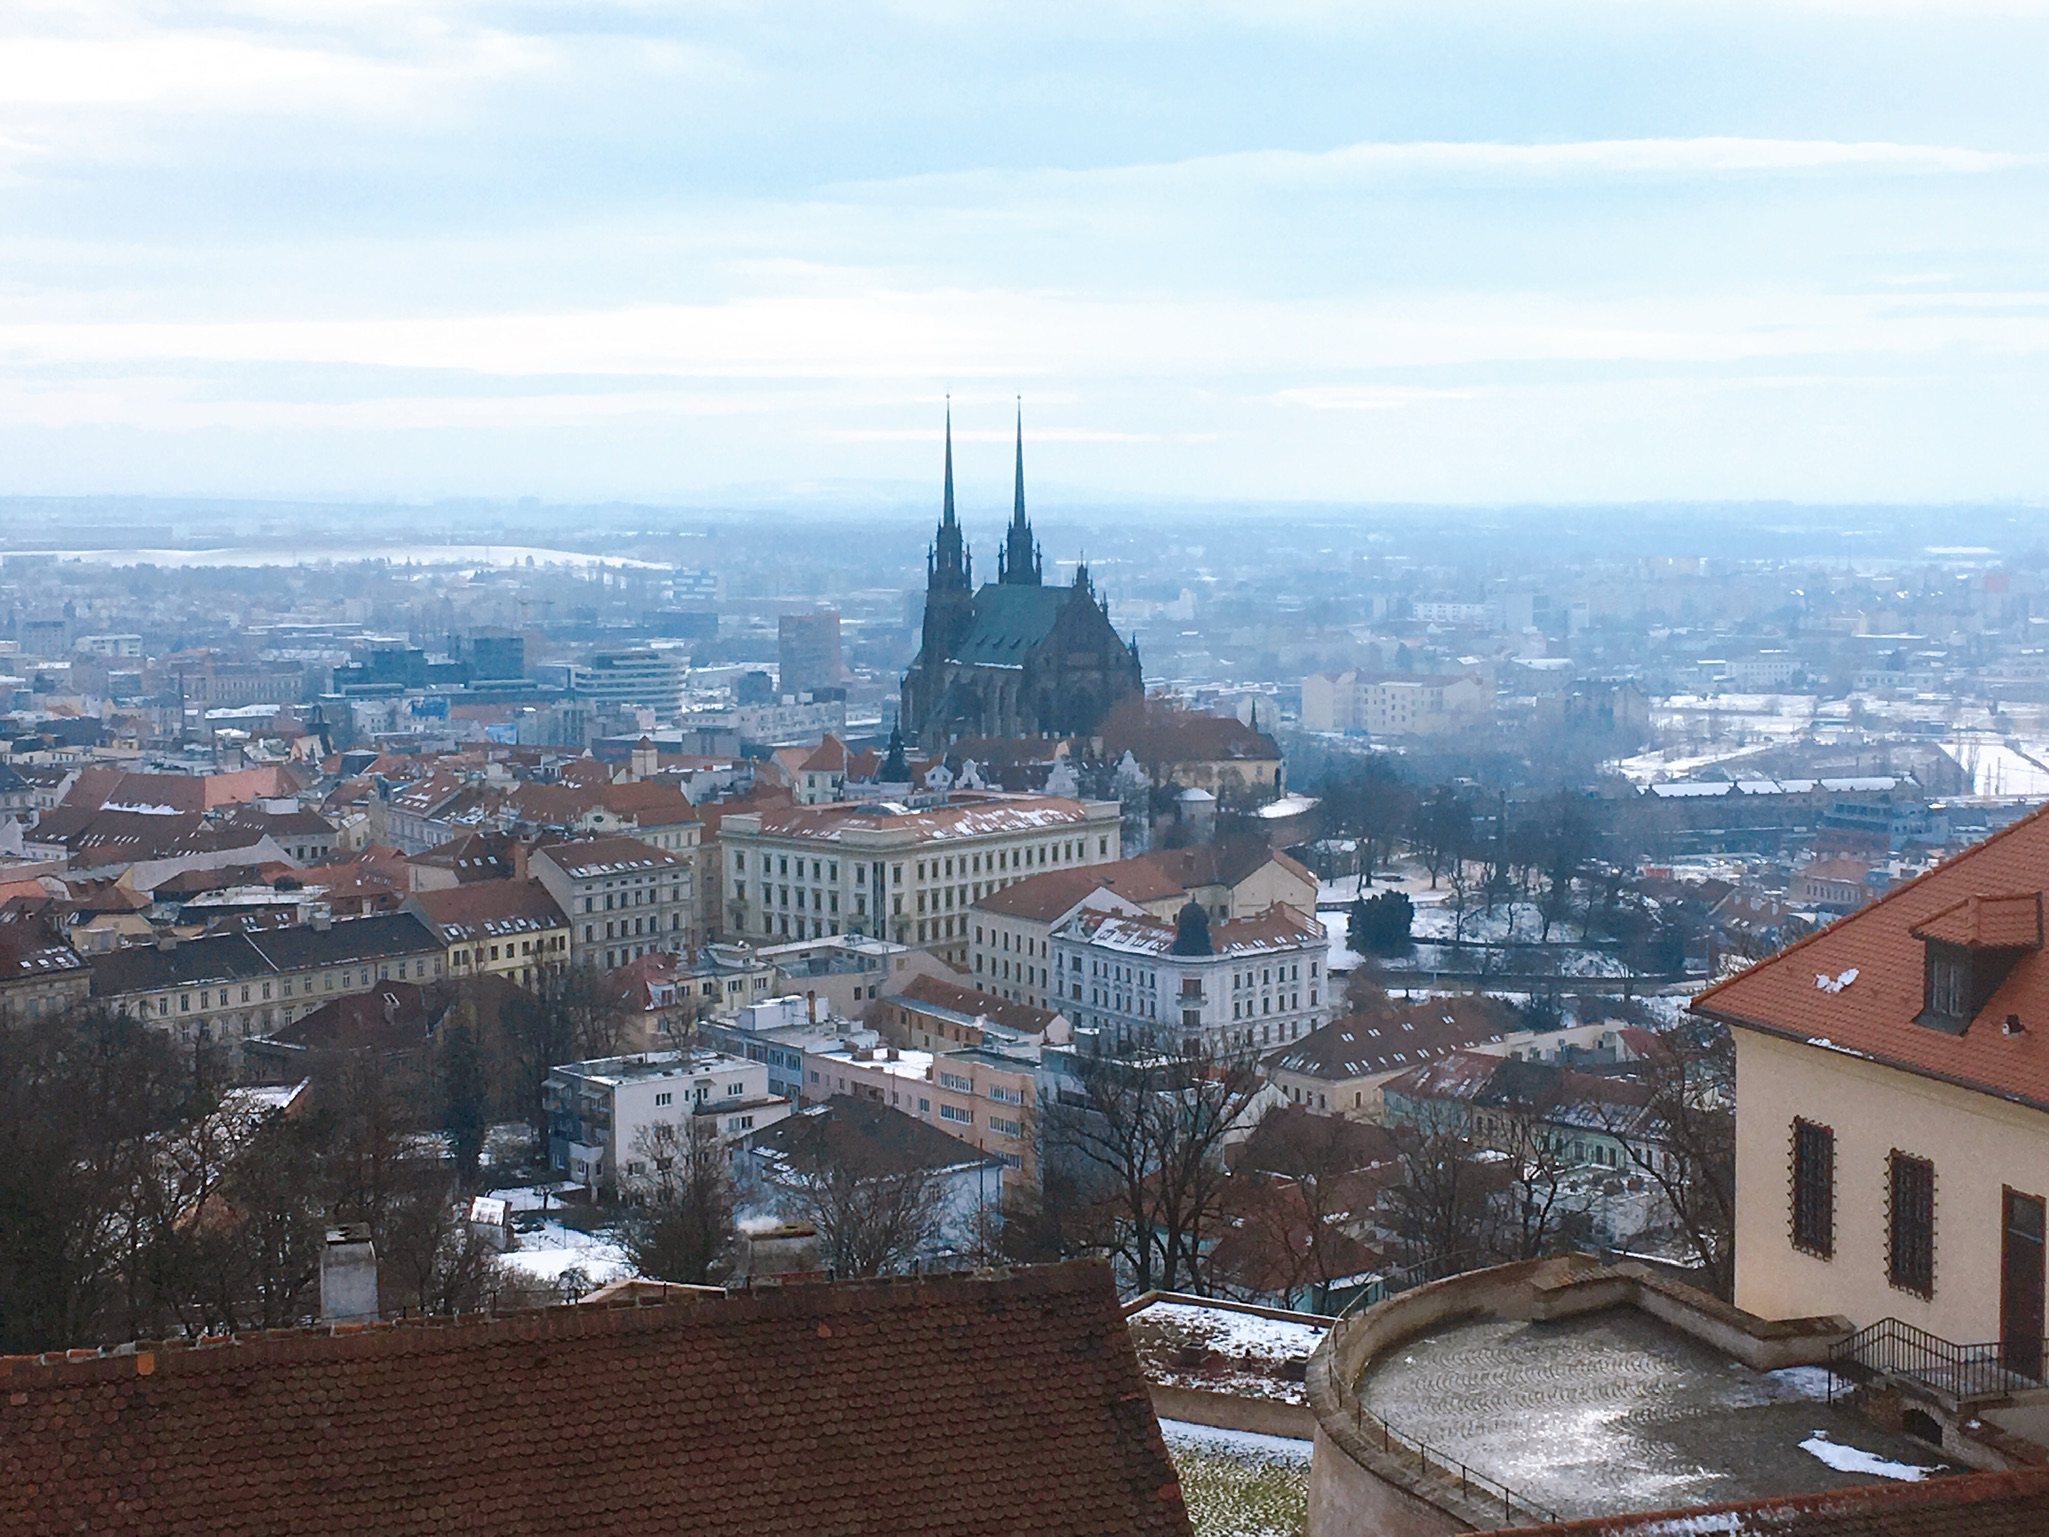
[408,880,571,988]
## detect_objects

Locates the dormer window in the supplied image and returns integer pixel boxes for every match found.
[1911,893,2043,1036]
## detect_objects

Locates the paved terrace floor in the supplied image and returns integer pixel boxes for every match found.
[1358,1310,1947,1521]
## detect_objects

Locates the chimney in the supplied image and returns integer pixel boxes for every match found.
[154,929,178,952]
[320,1224,379,1323]
[511,839,530,881]
[807,990,818,1024]
[310,908,332,932]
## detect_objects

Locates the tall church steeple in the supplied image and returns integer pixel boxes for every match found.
[929,402,970,593]
[997,402,1042,586]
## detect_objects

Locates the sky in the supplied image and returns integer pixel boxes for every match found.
[1,1,2047,509]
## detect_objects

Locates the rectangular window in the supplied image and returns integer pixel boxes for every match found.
[989,1116,1023,1138]
[939,1103,973,1125]
[1791,1119,1833,1257]
[1889,1151,1936,1296]
[655,1091,672,1107]
[938,1071,973,1092]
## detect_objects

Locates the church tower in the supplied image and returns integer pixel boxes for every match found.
[920,406,975,663]
[997,405,1043,586]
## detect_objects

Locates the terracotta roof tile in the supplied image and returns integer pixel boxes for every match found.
[1693,800,2049,1110]
[0,1261,1189,1537]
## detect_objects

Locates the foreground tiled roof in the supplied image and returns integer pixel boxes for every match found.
[1496,1467,2049,1536]
[1693,799,2049,1111]
[0,1262,1188,1537]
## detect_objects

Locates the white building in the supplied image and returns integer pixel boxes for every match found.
[1052,901,1328,1055]
[544,1048,792,1194]
[1300,670,1490,736]
[718,791,1123,969]
[568,650,687,717]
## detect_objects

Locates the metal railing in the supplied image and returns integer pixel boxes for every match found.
[1828,1317,2048,1404]
[1341,1394,1559,1527]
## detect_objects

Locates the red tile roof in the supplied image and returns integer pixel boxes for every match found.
[0,1261,1189,1537]
[976,859,1185,920]
[1693,800,2049,1112]
[889,972,1064,1036]
[1496,1467,2049,1536]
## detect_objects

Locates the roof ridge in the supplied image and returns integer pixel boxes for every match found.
[0,1261,1111,1386]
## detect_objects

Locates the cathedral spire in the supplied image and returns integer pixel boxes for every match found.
[943,400,957,528]
[929,401,969,592]
[998,399,1043,586]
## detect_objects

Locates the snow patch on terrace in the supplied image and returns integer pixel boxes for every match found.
[1797,1430,1937,1481]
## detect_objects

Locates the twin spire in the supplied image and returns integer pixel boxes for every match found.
[935,400,1042,588]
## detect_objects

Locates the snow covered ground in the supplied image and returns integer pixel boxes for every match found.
[1159,1420,1310,1537]
[1797,1430,1938,1482]
[1128,1301,1328,1403]
[486,1184,633,1290]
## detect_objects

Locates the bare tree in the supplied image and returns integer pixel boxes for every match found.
[504,964,631,1140]
[769,1112,947,1277]
[620,1116,737,1285]
[1601,1026,1737,1297]
[1379,1103,1498,1272]
[1043,1039,1267,1295]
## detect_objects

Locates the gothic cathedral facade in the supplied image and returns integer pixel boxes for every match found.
[900,412,1144,749]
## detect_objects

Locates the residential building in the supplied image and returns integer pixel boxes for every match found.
[87,911,445,1051]
[544,1048,792,1194]
[1052,900,1327,1054]
[885,972,1070,1054]
[718,790,1122,967]
[746,1096,1007,1257]
[698,993,855,1102]
[0,918,90,1022]
[1693,802,2049,1377]
[757,932,955,1020]
[531,835,693,971]
[1266,996,1524,1118]
[1300,669,1490,737]
[1790,855,1880,914]
[406,880,570,987]
[676,940,782,1021]
[969,839,1316,1011]
[802,1035,1042,1178]
[0,1265,1193,1537]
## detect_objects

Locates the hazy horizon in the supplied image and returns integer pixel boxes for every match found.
[2,4,2046,507]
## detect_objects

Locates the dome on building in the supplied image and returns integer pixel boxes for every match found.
[1170,899,1213,957]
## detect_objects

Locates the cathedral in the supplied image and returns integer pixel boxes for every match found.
[900,411,1144,750]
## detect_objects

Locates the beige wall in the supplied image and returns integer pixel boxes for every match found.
[1735,1028,2049,1346]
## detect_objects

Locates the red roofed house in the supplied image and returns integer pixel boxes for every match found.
[0,1261,1192,1537]
[1694,801,2049,1403]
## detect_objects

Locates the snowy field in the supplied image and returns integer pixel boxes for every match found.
[1160,1420,1310,1537]
[486,1184,633,1290]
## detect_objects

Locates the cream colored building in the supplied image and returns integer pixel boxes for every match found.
[718,791,1122,970]
[1301,669,1490,737]
[1696,813,2049,1379]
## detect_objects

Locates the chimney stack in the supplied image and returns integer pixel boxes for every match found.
[321,1224,380,1324]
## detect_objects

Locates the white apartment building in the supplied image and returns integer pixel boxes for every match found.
[543,1048,793,1194]
[531,835,695,971]
[568,649,687,717]
[718,791,1123,969]
[1051,901,1328,1056]
[1300,670,1490,737]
